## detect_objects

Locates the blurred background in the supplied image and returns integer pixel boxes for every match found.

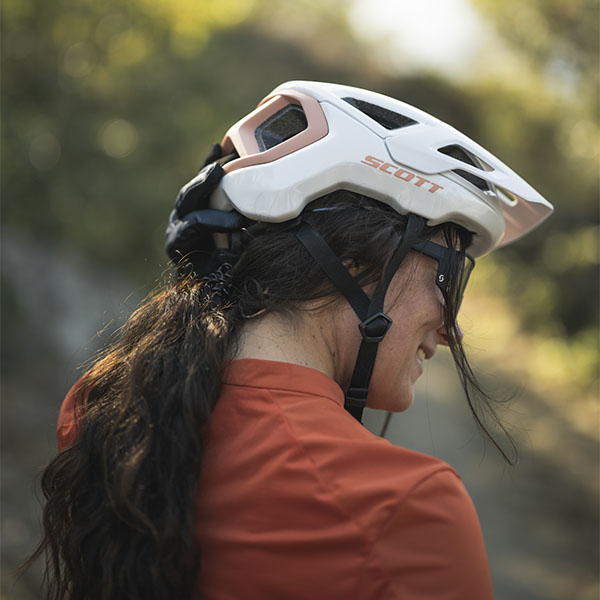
[1,0,598,598]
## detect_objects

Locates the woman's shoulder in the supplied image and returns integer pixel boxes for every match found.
[228,362,460,522]
[286,406,471,554]
[220,358,457,496]
[293,410,460,519]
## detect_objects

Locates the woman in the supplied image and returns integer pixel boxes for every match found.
[32,82,553,599]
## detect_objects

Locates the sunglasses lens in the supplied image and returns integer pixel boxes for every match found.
[458,255,475,305]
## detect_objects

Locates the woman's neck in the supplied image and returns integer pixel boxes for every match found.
[232,308,356,389]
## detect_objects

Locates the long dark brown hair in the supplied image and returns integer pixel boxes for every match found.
[27,190,514,599]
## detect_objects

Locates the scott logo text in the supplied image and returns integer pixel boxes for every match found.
[361,155,443,194]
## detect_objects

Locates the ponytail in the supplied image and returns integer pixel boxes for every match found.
[30,275,241,599]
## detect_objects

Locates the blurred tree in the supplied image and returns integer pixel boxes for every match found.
[474,0,599,105]
[1,0,365,281]
[467,0,599,348]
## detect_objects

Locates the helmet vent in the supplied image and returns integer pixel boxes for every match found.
[342,97,417,130]
[255,104,308,151]
[452,168,491,192]
[438,144,484,169]
[438,145,492,192]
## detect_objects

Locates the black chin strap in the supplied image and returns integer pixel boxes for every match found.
[295,215,422,423]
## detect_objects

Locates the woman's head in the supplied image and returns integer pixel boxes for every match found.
[167,80,551,425]
[204,190,473,412]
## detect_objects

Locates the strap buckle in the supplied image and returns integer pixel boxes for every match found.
[358,312,392,343]
[345,388,368,408]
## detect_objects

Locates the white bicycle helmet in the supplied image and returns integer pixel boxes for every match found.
[209,80,553,258]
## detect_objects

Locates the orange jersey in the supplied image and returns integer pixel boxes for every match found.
[57,359,494,599]
[197,359,493,599]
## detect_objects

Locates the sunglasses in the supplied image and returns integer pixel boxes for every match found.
[411,239,475,309]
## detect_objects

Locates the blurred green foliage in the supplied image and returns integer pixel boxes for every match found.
[2,0,598,395]
[467,0,599,389]
[474,0,599,104]
[1,0,363,276]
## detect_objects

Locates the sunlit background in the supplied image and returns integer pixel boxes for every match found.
[2,0,598,598]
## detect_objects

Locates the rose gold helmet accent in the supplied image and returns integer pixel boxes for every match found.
[221,90,329,174]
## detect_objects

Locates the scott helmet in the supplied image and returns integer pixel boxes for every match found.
[208,80,553,258]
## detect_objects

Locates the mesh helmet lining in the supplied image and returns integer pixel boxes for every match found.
[255,105,308,151]
[342,97,418,130]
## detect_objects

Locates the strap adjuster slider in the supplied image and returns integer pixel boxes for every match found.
[358,312,392,343]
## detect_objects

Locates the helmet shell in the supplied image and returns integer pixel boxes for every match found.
[210,81,553,257]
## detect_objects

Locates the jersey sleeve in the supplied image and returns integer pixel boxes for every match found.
[372,468,494,600]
